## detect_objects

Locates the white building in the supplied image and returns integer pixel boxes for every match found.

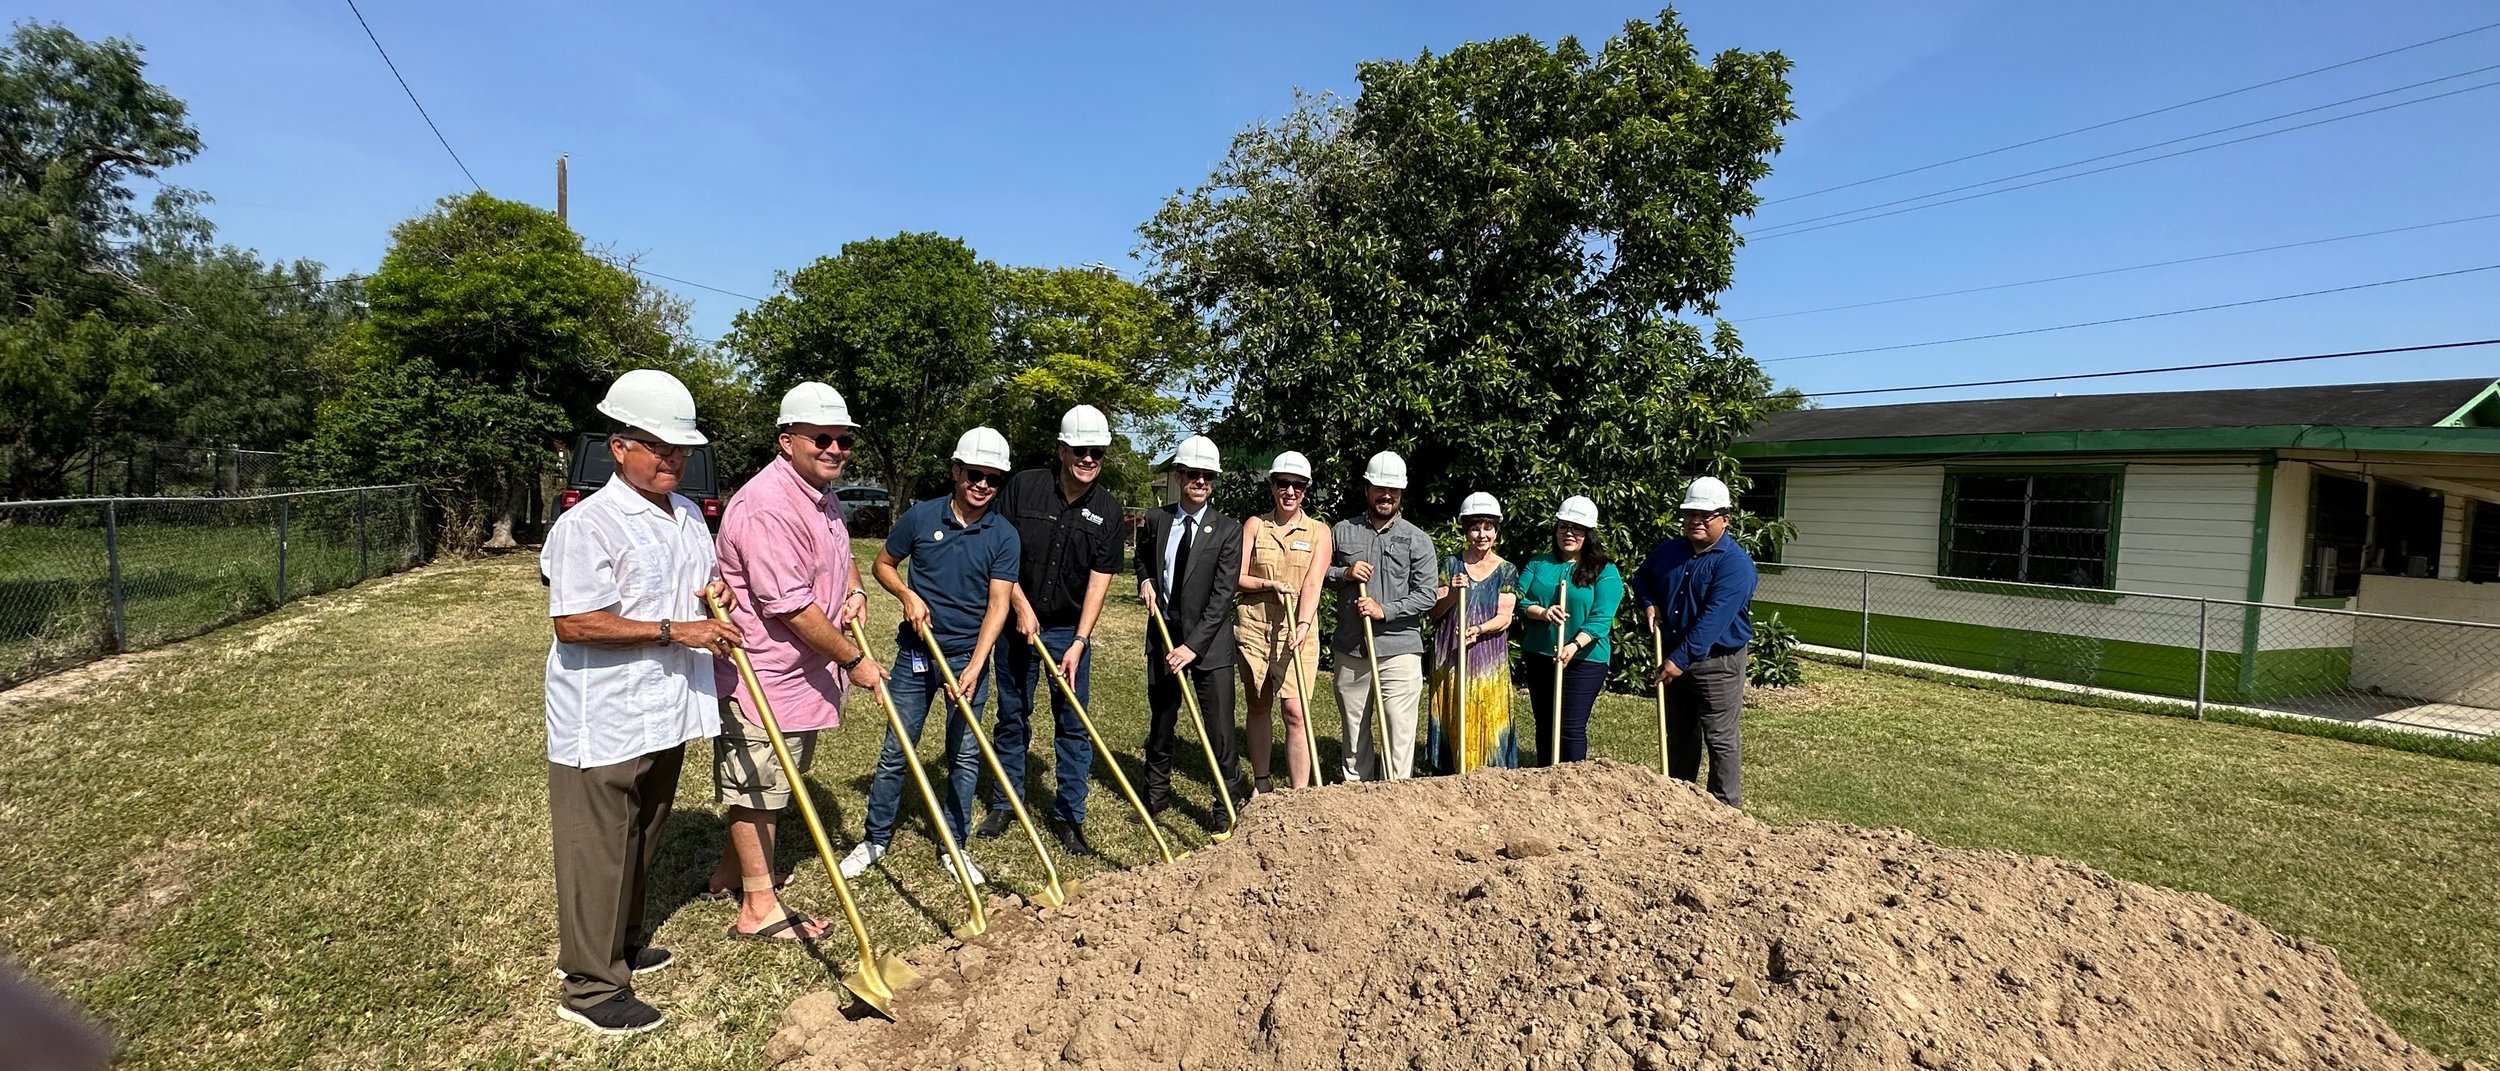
[1730,378,2500,717]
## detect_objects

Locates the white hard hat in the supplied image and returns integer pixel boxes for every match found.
[776,381,856,428]
[1680,476,1733,513]
[1058,404,1113,448]
[1267,451,1312,480]
[1459,492,1502,520]
[1170,435,1223,473]
[597,369,707,446]
[951,426,1011,471]
[1362,451,1408,490]
[1554,495,1599,529]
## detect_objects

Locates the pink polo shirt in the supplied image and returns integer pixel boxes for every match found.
[714,456,855,731]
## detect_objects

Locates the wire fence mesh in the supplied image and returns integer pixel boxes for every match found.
[1754,562,2500,739]
[0,486,425,686]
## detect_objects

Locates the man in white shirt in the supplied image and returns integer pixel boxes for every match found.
[540,370,742,1036]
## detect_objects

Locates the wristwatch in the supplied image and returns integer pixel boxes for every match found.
[1073,634,1091,647]
[839,650,867,671]
[658,618,672,645]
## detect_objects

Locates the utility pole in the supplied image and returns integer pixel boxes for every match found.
[556,154,569,223]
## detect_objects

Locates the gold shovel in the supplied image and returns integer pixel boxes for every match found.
[705,594,915,1017]
[844,621,987,939]
[1145,592,1239,841]
[1548,584,1571,765]
[1651,621,1671,779]
[1359,615,1393,781]
[1280,590,1326,788]
[1028,632,1176,864]
[914,621,1076,908]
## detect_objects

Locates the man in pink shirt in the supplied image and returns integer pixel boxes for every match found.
[704,382,885,941]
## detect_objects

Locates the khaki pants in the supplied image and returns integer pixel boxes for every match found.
[549,745,683,1011]
[1334,650,1424,781]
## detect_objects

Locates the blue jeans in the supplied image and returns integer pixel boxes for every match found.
[988,625,1095,825]
[861,643,989,850]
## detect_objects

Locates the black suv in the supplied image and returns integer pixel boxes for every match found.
[555,431,724,529]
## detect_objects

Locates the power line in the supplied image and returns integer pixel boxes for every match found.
[1797,338,2500,400]
[1745,76,2500,243]
[1753,63,2500,238]
[1766,19,2500,205]
[627,267,766,302]
[1761,262,2500,363]
[1736,210,2500,321]
[343,0,482,192]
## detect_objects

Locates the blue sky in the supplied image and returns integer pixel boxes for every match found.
[33,0,2500,407]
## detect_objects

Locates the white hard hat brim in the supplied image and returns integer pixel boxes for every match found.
[598,400,709,446]
[1059,430,1113,448]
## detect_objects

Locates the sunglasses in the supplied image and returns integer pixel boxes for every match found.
[788,430,855,451]
[620,436,690,459]
[1067,445,1107,461]
[1271,478,1309,492]
[1680,510,1728,523]
[961,468,1006,489]
[1179,468,1217,484]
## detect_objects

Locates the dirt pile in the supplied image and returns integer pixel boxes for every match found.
[770,761,2443,1071]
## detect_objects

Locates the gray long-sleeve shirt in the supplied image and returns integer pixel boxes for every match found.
[1328,513,1438,658]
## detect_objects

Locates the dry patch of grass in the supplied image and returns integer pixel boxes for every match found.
[3,553,2495,1067]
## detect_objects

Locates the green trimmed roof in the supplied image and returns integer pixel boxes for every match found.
[1734,378,2500,461]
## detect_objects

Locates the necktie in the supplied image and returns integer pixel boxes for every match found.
[1173,514,1195,597]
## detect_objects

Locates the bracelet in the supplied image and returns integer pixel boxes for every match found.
[658,618,672,645]
[839,650,866,671]
[1073,634,1090,647]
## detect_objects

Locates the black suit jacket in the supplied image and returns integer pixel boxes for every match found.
[1135,503,1241,671]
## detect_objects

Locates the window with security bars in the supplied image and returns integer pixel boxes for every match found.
[2466,500,2500,583]
[1942,473,2116,589]
[1739,473,1784,563]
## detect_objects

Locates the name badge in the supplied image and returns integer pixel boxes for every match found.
[1290,540,1311,551]
[1081,508,1104,525]
[909,654,928,674]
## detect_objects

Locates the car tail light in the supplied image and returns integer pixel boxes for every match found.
[703,497,722,518]
[559,489,583,511]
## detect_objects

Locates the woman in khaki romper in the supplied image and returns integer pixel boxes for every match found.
[1235,451,1333,792]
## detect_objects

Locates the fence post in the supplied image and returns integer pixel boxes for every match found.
[104,501,127,654]
[2194,598,2209,720]
[358,488,370,580]
[1858,570,1872,669]
[277,496,291,603]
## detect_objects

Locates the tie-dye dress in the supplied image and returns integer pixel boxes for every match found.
[1428,554,1517,773]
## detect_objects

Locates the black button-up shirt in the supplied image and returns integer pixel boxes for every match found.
[999,467,1125,628]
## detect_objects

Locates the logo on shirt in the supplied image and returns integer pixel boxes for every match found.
[1080,508,1104,526]
[931,530,945,542]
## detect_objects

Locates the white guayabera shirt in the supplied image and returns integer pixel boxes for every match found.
[540,475,722,768]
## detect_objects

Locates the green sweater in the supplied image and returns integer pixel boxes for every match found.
[1514,553,1625,663]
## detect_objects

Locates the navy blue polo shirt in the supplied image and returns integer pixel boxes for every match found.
[885,496,1021,656]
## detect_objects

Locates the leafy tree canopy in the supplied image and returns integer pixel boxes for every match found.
[1141,9,1794,563]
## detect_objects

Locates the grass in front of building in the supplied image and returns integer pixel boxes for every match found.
[1,553,2493,1068]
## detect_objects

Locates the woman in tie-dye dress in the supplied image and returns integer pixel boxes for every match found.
[1427,492,1518,773]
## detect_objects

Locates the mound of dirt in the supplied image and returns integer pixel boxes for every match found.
[769,761,2442,1071]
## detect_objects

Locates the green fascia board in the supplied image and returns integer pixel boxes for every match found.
[1729,424,2500,461]
[2435,380,2500,427]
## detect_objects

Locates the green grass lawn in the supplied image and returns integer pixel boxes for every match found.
[3,553,2496,1068]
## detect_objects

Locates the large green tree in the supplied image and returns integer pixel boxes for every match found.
[0,22,199,497]
[987,263,1215,497]
[139,246,363,452]
[1141,10,1793,561]
[728,232,996,499]
[296,193,661,549]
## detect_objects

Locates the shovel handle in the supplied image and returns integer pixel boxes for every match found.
[846,620,986,935]
[706,593,892,999]
[1651,621,1670,779]
[1148,599,1238,828]
[1029,632,1175,863]
[914,620,1067,902]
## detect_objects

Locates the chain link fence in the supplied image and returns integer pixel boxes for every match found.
[1755,563,2500,739]
[54,442,290,497]
[0,486,425,686]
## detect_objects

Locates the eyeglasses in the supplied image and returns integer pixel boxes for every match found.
[961,468,1006,489]
[1066,445,1107,461]
[619,436,691,460]
[1680,510,1728,523]
[1271,478,1309,492]
[1179,468,1217,484]
[787,430,854,452]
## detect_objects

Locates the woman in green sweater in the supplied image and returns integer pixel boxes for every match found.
[1514,495,1623,766]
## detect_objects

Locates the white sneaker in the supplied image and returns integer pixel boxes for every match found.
[941,849,986,886]
[838,841,887,879]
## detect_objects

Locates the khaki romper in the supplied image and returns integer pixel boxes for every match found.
[1236,511,1322,702]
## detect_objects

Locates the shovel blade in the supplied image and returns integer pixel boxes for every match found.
[843,972,899,1020]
